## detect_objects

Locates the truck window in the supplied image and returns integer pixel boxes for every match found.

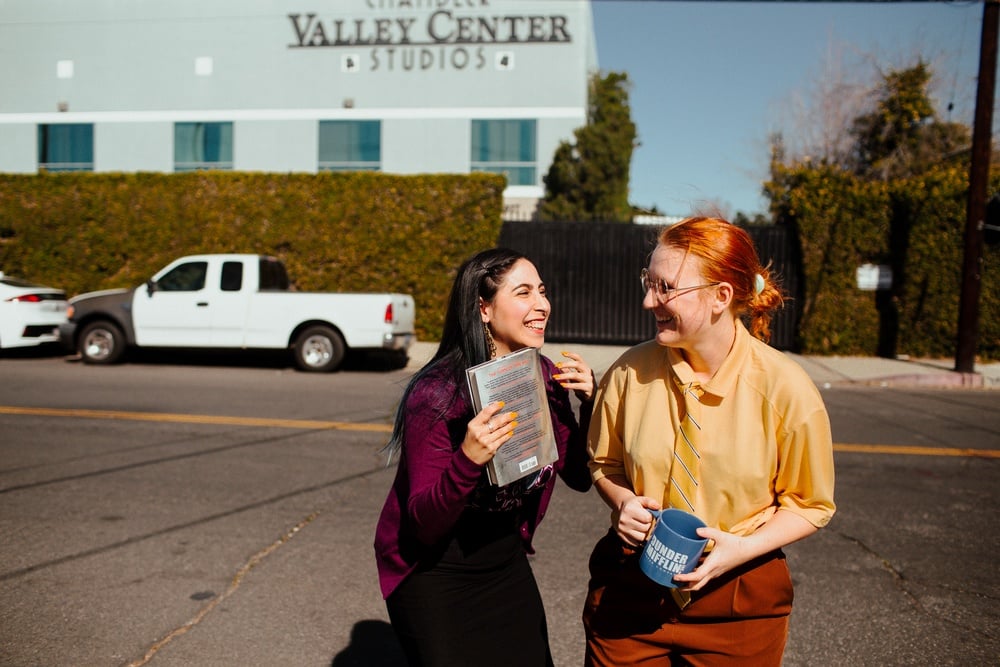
[259,258,289,291]
[157,261,208,291]
[221,261,243,291]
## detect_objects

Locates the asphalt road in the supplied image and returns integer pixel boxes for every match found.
[0,349,998,666]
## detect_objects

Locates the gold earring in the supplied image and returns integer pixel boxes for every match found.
[483,322,497,358]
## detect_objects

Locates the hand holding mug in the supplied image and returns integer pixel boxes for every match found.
[639,509,709,589]
[612,494,661,548]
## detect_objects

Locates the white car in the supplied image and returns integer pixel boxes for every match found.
[0,272,69,349]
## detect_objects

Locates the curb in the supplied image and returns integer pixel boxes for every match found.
[403,342,1000,390]
[852,372,985,389]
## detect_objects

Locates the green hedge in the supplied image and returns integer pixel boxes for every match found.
[0,171,506,341]
[768,163,999,360]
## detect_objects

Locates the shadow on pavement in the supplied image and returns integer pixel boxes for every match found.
[0,343,67,359]
[53,347,411,373]
[330,620,407,667]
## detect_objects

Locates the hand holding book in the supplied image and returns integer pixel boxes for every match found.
[460,400,520,466]
[466,347,559,486]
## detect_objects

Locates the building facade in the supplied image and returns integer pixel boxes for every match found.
[0,0,597,219]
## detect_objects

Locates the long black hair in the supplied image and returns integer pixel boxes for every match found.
[383,248,527,460]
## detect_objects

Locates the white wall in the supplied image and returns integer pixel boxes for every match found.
[0,125,35,172]
[235,120,317,173]
[383,118,467,175]
[0,0,597,194]
[95,123,172,173]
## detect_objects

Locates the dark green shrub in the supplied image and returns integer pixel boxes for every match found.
[0,171,506,341]
[768,163,998,360]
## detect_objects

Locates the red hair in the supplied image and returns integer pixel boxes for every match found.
[659,217,785,342]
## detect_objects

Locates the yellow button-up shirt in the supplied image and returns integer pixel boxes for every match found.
[588,322,836,535]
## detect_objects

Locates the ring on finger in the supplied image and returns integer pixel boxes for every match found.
[487,420,494,433]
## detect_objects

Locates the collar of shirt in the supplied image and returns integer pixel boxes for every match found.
[665,321,751,399]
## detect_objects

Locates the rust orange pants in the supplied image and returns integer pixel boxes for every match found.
[583,530,793,667]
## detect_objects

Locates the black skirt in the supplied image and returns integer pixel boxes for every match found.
[386,510,553,667]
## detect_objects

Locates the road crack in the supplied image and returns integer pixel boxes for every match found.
[838,531,996,641]
[123,510,321,667]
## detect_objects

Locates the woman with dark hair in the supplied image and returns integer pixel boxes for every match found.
[583,217,836,665]
[374,247,595,666]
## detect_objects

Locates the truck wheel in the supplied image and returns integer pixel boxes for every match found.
[79,320,126,365]
[293,326,345,372]
[385,349,409,370]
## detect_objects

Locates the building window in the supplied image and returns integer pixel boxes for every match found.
[471,119,536,186]
[174,122,233,171]
[318,120,380,171]
[38,124,94,172]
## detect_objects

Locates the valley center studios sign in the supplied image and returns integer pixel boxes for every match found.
[288,1,574,72]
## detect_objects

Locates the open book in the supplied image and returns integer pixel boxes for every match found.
[466,346,559,486]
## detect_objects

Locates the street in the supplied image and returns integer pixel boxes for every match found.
[1,351,998,666]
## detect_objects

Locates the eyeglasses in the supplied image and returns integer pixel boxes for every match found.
[640,268,720,301]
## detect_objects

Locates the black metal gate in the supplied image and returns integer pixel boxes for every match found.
[498,221,800,351]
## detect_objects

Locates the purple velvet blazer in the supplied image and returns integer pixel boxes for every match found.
[373,354,592,599]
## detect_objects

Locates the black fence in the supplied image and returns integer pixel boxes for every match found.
[498,221,801,351]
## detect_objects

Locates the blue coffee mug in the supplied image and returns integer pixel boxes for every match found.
[639,508,708,588]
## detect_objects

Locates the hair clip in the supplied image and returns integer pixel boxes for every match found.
[754,273,765,295]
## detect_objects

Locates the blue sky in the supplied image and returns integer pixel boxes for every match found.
[590,1,990,217]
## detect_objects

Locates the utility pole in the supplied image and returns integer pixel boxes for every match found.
[956,0,999,373]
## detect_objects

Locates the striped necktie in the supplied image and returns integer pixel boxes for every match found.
[669,380,702,514]
[666,378,704,610]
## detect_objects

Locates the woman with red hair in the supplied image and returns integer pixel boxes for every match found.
[584,217,836,665]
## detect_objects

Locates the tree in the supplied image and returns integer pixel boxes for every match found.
[770,53,972,180]
[769,40,874,169]
[538,72,636,222]
[848,61,970,180]
[763,58,995,360]
[768,60,973,211]
[733,211,771,227]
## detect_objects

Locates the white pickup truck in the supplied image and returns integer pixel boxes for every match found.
[60,254,415,372]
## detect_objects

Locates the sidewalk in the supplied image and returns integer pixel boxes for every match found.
[405,341,1000,389]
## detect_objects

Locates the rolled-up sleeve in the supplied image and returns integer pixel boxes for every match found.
[775,405,836,528]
